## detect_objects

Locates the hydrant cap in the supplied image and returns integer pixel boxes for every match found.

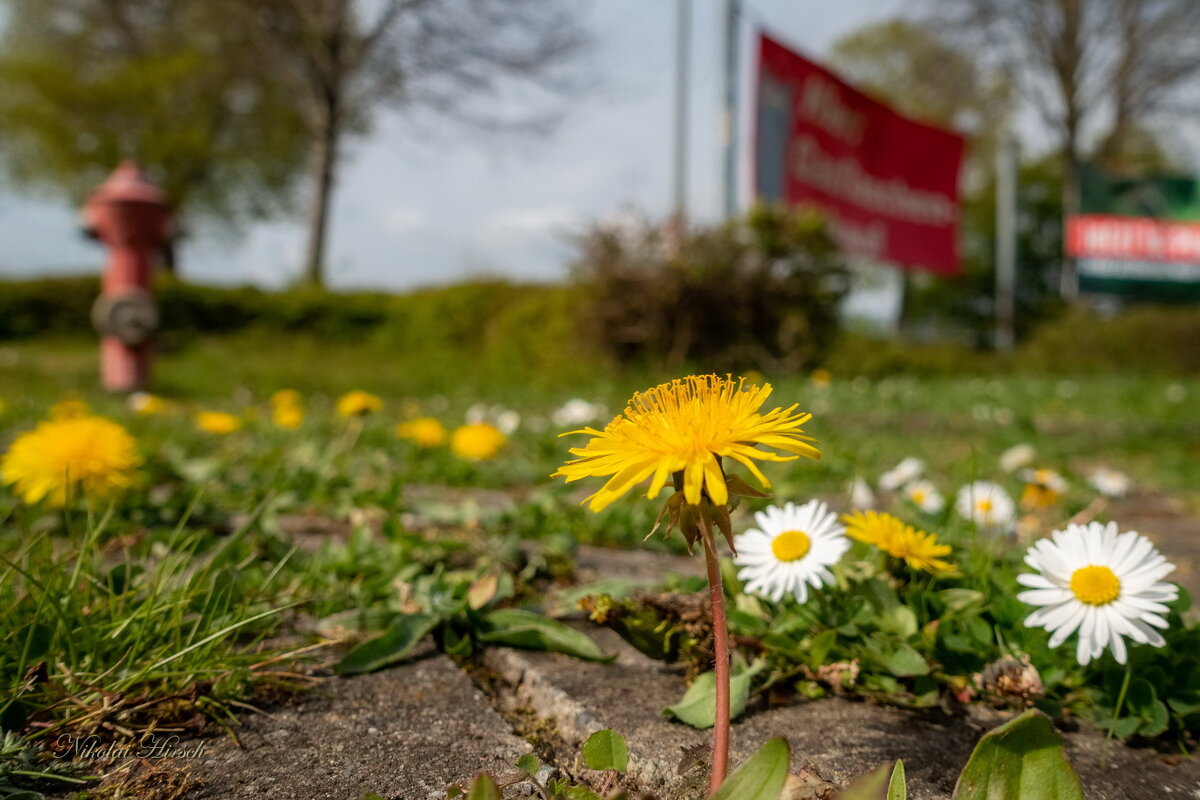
[87,161,170,208]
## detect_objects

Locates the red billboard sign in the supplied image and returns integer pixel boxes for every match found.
[1067,214,1200,263]
[754,34,965,274]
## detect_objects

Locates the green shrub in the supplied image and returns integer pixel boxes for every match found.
[1018,305,1200,374]
[570,205,849,372]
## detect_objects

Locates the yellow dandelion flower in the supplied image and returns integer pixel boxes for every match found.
[553,374,819,512]
[129,392,169,416]
[810,368,832,388]
[842,510,953,573]
[271,389,302,409]
[397,417,447,448]
[337,390,382,417]
[2,415,142,506]
[195,411,242,435]
[451,422,506,461]
[273,404,304,430]
[49,398,90,420]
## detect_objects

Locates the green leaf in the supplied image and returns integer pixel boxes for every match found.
[880,641,930,677]
[952,710,1084,800]
[515,753,540,776]
[479,609,613,662]
[662,661,764,729]
[806,629,838,669]
[334,613,441,675]
[938,588,986,613]
[467,774,501,800]
[582,729,629,773]
[887,760,907,800]
[711,737,790,800]
[564,788,602,800]
[838,764,889,799]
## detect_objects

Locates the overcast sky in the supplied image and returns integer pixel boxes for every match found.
[0,0,908,290]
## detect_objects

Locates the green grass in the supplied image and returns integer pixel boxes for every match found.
[1,329,1198,793]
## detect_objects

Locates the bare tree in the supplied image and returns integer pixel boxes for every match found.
[240,0,590,287]
[927,0,1200,298]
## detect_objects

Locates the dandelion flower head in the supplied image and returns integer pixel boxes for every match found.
[553,375,818,512]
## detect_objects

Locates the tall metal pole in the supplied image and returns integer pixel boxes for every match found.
[995,131,1019,352]
[720,0,740,220]
[672,0,691,225]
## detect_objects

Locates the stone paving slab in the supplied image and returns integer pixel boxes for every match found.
[483,627,1200,800]
[184,654,531,800]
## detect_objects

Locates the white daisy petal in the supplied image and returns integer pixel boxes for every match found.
[734,499,848,605]
[1017,521,1178,666]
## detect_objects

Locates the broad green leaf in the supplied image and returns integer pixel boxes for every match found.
[334,612,441,675]
[711,737,790,800]
[479,609,613,662]
[938,589,986,613]
[952,710,1083,800]
[887,760,906,800]
[467,774,501,800]
[662,661,764,729]
[880,642,930,677]
[837,764,889,800]
[515,753,540,776]
[582,729,629,773]
[806,629,839,669]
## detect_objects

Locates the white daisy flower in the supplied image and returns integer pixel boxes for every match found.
[1088,467,1132,498]
[1018,522,1178,665]
[955,481,1015,530]
[999,443,1036,473]
[849,477,876,510]
[904,479,945,514]
[552,398,602,428]
[879,457,924,491]
[733,500,849,603]
[1021,468,1069,493]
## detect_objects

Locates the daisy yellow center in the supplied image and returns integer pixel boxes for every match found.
[977,498,994,513]
[771,530,811,562]
[1069,565,1120,606]
[911,489,926,503]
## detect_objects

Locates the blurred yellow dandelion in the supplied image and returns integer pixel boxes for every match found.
[195,411,242,435]
[397,417,447,448]
[272,404,304,430]
[2,415,142,506]
[128,392,169,415]
[843,510,952,573]
[451,422,506,461]
[49,398,90,420]
[553,374,818,512]
[337,390,382,417]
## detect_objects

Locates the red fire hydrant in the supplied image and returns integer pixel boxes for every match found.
[82,161,172,392]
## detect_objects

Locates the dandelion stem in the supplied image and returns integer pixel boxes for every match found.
[700,519,730,795]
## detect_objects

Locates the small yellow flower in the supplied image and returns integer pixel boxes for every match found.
[273,404,304,430]
[336,390,382,417]
[49,398,90,420]
[451,422,506,461]
[397,417,447,448]
[2,415,142,506]
[271,389,302,409]
[553,374,818,512]
[195,411,242,435]
[810,368,832,388]
[843,510,953,573]
[129,392,169,416]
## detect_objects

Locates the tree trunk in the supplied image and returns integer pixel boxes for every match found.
[1060,136,1080,303]
[302,111,339,288]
